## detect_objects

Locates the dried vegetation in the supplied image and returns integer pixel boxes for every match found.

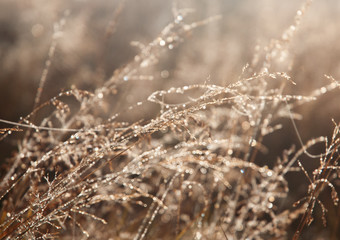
[0,0,340,239]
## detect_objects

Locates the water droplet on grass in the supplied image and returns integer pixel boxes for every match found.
[176,15,183,22]
[97,92,103,99]
[161,70,169,78]
[159,39,166,46]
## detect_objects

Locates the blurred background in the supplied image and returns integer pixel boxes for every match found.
[0,0,340,238]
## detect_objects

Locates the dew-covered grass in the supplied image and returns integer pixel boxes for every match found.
[0,0,340,239]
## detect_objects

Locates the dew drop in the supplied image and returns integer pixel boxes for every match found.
[176,15,183,23]
[159,39,166,46]
[123,76,129,81]
[249,138,257,147]
[195,232,202,240]
[242,121,250,131]
[161,70,169,78]
[200,168,207,174]
[268,196,275,202]
[97,92,104,99]
[134,55,141,61]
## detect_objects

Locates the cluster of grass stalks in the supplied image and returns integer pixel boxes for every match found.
[0,0,340,239]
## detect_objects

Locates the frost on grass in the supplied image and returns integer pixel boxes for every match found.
[0,0,340,239]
